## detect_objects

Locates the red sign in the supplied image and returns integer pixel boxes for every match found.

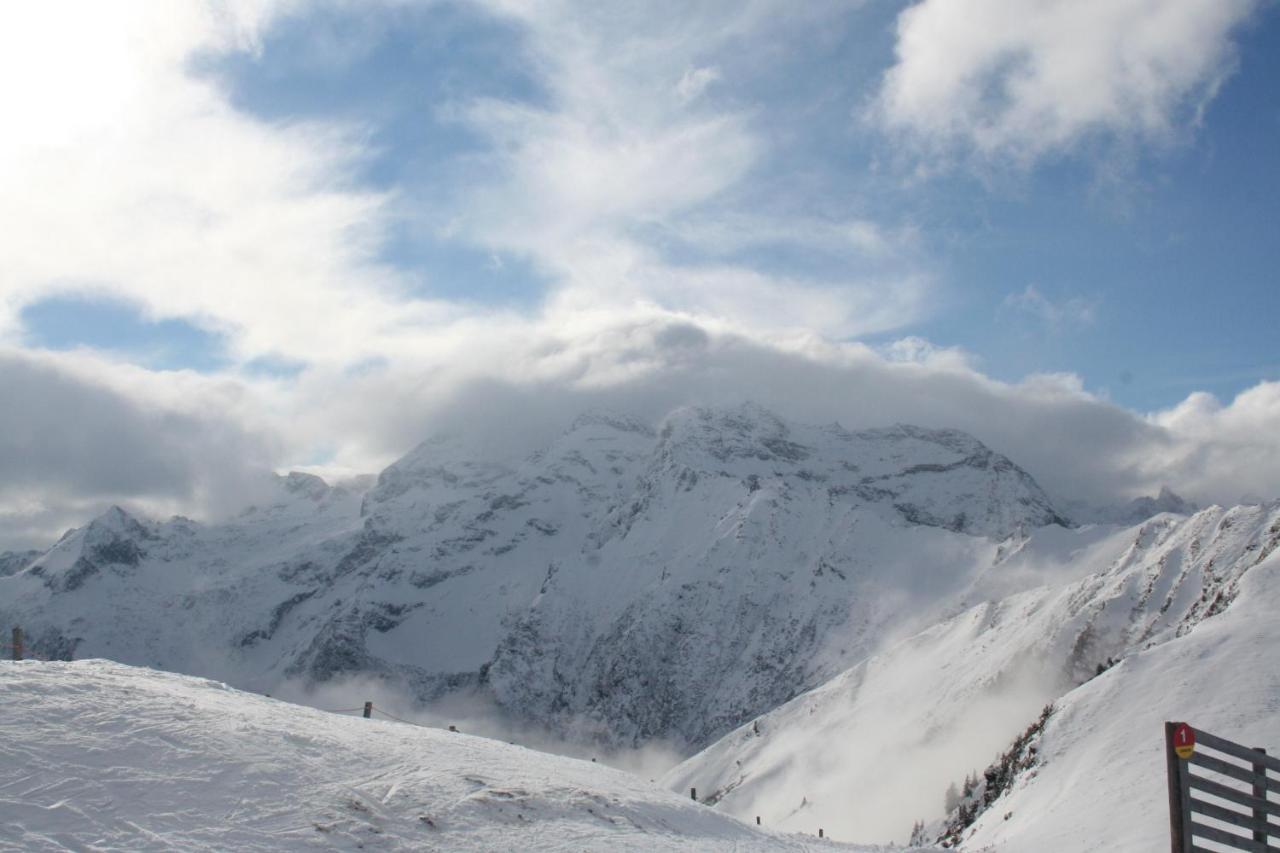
[1173,723,1196,759]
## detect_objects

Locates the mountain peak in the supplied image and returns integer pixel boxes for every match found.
[280,471,329,499]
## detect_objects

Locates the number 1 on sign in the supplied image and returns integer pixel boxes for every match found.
[1174,723,1196,759]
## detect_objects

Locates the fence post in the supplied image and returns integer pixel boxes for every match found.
[1165,722,1191,853]
[10,627,21,662]
[690,787,697,802]
[363,701,372,719]
[1253,748,1269,845]
[819,828,824,838]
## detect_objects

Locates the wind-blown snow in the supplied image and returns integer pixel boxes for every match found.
[0,659,912,852]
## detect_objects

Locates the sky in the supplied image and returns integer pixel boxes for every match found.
[1,0,1279,549]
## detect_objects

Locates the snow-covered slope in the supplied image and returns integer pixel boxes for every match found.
[961,518,1280,851]
[0,659,915,852]
[0,403,1067,752]
[664,502,1280,845]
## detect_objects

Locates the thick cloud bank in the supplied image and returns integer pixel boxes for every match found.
[5,312,1277,551]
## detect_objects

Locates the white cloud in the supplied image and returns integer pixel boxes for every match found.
[1001,284,1098,331]
[675,65,722,104]
[0,0,454,366]
[440,0,929,336]
[875,0,1262,163]
[1150,382,1280,504]
[0,1,924,366]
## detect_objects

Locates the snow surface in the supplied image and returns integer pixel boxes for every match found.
[0,659,915,852]
[665,503,1280,846]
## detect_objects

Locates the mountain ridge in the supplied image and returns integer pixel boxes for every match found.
[0,403,1071,752]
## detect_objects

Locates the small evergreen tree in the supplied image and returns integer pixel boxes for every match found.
[944,781,961,812]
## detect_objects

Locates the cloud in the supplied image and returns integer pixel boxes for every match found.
[1,2,1278,552]
[3,307,1280,552]
[0,0,929,363]
[1001,285,1098,331]
[0,347,280,548]
[1150,382,1280,504]
[874,0,1263,164]
[244,307,1274,518]
[675,65,722,104]
[0,0,455,367]
[436,0,931,336]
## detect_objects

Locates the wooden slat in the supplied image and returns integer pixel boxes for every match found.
[1191,776,1280,820]
[1189,818,1269,851]
[1193,753,1271,789]
[1196,730,1280,777]
[1191,797,1276,838]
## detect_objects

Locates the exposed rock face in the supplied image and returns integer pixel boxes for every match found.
[0,550,38,578]
[0,403,1069,750]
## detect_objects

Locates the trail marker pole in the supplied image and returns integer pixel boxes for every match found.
[10,627,21,662]
[363,701,372,719]
[1165,722,1192,853]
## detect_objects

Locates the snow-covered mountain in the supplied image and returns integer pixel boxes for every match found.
[0,549,37,578]
[0,658,916,852]
[0,403,1067,752]
[664,501,1280,845]
[959,522,1280,850]
[1061,485,1199,527]
[5,401,1270,851]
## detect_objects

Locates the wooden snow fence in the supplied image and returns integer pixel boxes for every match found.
[1166,721,1279,851]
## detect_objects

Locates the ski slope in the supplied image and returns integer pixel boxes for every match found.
[0,660,916,852]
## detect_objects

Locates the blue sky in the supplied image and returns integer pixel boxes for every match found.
[3,0,1280,547]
